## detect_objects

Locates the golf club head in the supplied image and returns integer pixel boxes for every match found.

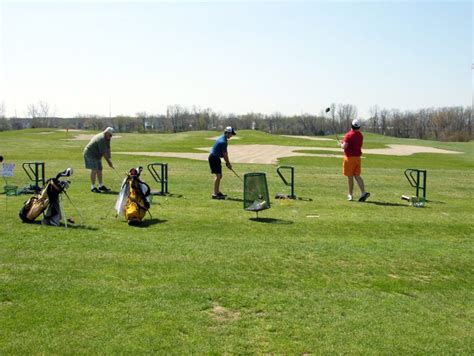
[56,167,73,179]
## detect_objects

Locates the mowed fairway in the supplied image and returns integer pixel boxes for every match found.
[0,129,472,353]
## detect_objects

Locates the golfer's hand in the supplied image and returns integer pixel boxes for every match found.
[226,162,232,170]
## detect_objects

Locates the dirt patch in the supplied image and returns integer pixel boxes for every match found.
[209,302,240,323]
[115,144,460,164]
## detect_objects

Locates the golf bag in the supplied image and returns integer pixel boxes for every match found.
[115,167,151,225]
[19,168,73,225]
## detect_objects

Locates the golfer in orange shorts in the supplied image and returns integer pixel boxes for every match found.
[340,119,370,202]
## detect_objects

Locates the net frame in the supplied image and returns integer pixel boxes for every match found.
[243,172,270,211]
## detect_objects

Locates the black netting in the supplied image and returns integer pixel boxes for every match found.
[244,173,270,211]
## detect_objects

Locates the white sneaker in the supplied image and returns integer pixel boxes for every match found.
[347,195,353,201]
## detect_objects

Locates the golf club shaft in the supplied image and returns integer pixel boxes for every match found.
[63,191,85,224]
[230,168,243,181]
[112,167,121,178]
[325,106,340,144]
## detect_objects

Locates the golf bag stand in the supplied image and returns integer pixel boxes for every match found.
[22,162,45,193]
[147,163,168,195]
[404,168,427,200]
[276,165,296,199]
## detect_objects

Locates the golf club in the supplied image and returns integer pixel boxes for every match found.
[63,190,85,224]
[325,106,341,144]
[112,167,122,179]
[229,167,243,182]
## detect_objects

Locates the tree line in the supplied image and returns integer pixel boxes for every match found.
[0,101,471,141]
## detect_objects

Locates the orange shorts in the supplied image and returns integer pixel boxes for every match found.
[343,156,361,176]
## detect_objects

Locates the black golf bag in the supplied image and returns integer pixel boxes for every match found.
[19,168,73,226]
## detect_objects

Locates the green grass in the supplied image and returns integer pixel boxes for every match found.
[0,129,473,353]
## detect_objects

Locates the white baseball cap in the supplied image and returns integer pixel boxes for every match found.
[104,127,115,135]
[224,126,236,135]
[351,119,361,128]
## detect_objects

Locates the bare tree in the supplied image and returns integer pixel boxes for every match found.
[26,103,39,118]
[368,105,379,133]
[167,104,186,133]
[38,101,52,117]
[337,104,358,130]
[136,111,148,131]
[26,100,54,118]
[0,101,5,118]
[329,103,337,132]
[379,108,389,135]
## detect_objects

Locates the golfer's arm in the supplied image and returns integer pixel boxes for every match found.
[104,149,113,166]
[223,152,231,165]
[341,141,348,150]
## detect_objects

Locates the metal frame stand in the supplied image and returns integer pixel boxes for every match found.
[404,168,427,200]
[22,162,45,192]
[147,163,168,195]
[276,165,296,199]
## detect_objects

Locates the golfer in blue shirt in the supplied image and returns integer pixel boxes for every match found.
[208,126,236,199]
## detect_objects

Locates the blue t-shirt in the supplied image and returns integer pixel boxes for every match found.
[210,134,228,158]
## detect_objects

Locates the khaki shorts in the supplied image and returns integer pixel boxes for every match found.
[84,155,102,171]
[343,156,361,176]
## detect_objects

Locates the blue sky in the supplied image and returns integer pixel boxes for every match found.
[0,0,472,118]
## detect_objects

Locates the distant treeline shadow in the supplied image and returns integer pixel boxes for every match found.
[99,190,119,195]
[21,220,99,231]
[365,201,407,207]
[131,218,167,228]
[249,217,293,225]
[226,197,244,202]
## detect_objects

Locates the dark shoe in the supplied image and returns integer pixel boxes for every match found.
[98,185,111,192]
[91,187,101,193]
[212,194,225,200]
[359,192,370,202]
[217,192,227,197]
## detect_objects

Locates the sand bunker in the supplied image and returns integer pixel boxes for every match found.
[63,134,122,141]
[207,136,241,140]
[115,143,459,164]
[280,135,334,141]
[364,144,460,156]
